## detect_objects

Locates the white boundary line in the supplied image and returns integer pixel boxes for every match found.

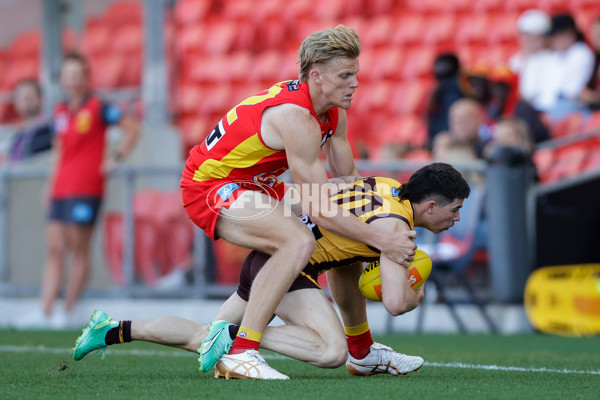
[1,345,599,376]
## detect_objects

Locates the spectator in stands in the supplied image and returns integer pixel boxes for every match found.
[484,117,533,160]
[18,53,140,329]
[485,66,519,122]
[536,13,595,121]
[509,10,552,109]
[579,16,600,110]
[506,10,552,143]
[426,53,470,148]
[445,98,489,158]
[7,79,53,162]
[431,99,488,185]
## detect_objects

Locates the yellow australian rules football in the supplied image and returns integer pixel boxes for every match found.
[359,249,432,302]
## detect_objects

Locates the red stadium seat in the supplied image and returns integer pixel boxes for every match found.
[175,83,203,115]
[355,48,376,83]
[352,81,394,118]
[121,51,143,86]
[388,80,431,116]
[2,57,39,90]
[81,19,112,56]
[0,102,16,124]
[8,31,40,58]
[62,28,78,53]
[173,0,212,26]
[202,22,237,55]
[187,54,230,83]
[104,1,142,27]
[103,189,193,287]
[231,19,258,53]
[582,145,600,173]
[260,19,289,51]
[313,0,346,21]
[178,116,212,154]
[361,15,395,49]
[175,24,205,57]
[472,0,504,13]
[400,48,435,79]
[573,10,600,41]
[248,51,286,84]
[486,14,520,45]
[405,0,470,14]
[503,0,539,12]
[535,0,569,14]
[112,23,144,55]
[582,111,600,133]
[532,147,555,182]
[363,0,397,17]
[544,145,588,183]
[152,190,195,277]
[368,47,404,81]
[550,112,584,139]
[280,50,301,81]
[455,15,489,46]
[212,241,251,284]
[422,14,455,46]
[378,114,428,149]
[198,85,233,118]
[390,13,425,47]
[89,54,125,88]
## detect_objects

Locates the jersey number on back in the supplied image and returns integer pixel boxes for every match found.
[205,83,284,151]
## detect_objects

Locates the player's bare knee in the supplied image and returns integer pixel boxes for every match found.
[281,230,315,270]
[318,342,348,368]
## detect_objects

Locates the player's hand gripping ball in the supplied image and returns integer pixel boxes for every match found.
[359,249,431,301]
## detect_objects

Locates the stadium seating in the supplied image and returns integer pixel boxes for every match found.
[173,0,212,26]
[1,0,598,167]
[544,145,588,182]
[104,189,195,286]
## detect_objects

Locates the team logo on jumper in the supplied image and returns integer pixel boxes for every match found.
[391,187,400,198]
[75,109,92,134]
[286,80,300,91]
[253,167,287,188]
[206,180,279,220]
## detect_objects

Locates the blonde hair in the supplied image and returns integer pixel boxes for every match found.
[298,25,361,82]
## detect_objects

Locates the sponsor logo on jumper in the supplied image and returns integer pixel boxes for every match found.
[206,180,279,220]
[320,129,333,147]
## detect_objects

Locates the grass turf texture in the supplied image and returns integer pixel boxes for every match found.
[1,330,598,400]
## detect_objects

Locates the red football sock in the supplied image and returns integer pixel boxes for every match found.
[345,322,374,360]
[228,326,261,355]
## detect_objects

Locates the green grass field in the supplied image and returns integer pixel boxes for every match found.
[1,330,599,400]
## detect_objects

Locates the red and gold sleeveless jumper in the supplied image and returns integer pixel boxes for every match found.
[180,80,339,239]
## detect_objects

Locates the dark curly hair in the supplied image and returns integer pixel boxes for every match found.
[399,163,471,205]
